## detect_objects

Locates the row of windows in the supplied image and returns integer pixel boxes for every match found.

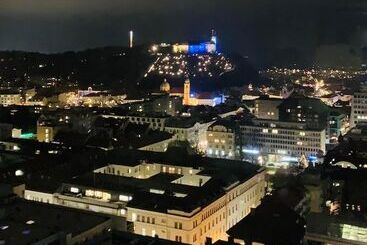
[209,145,233,150]
[128,117,163,123]
[242,127,322,137]
[353,94,367,99]
[245,135,321,143]
[136,215,156,224]
[201,200,226,221]
[208,127,233,133]
[248,138,321,147]
[353,110,367,114]
[353,105,367,109]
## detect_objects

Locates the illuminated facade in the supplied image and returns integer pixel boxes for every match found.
[172,32,217,55]
[164,118,213,151]
[0,92,21,105]
[23,152,266,245]
[240,119,326,166]
[351,84,367,128]
[206,120,240,160]
[182,79,223,107]
[36,120,66,143]
[160,79,171,93]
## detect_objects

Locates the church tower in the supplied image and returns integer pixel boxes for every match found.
[183,78,191,105]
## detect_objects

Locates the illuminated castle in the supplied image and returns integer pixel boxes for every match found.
[172,30,217,55]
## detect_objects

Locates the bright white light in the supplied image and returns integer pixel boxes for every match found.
[119,195,133,202]
[15,169,24,176]
[70,187,79,193]
[243,148,260,155]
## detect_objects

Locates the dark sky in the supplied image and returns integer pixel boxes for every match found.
[1,0,366,65]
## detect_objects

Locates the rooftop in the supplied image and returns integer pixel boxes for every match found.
[227,197,305,245]
[0,197,110,245]
[62,149,263,215]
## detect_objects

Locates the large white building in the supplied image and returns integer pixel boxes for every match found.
[351,84,367,128]
[240,119,326,166]
[23,151,266,245]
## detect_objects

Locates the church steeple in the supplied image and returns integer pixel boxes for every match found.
[183,78,191,105]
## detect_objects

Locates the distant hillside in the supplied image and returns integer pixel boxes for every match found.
[0,46,262,95]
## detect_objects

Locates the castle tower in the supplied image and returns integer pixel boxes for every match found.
[183,78,191,105]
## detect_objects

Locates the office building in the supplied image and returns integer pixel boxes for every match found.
[351,83,367,128]
[23,150,266,245]
[240,118,326,166]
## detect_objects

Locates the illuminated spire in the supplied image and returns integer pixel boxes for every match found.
[129,30,134,48]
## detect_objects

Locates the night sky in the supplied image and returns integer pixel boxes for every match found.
[1,0,366,66]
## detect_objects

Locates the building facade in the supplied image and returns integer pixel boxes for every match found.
[351,84,367,128]
[0,92,21,105]
[240,119,326,166]
[23,153,266,245]
[254,97,282,120]
[206,120,241,159]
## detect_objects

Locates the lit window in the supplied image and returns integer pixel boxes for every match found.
[70,187,79,193]
[119,195,133,202]
[132,213,137,221]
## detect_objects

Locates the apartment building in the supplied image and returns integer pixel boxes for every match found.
[206,119,241,159]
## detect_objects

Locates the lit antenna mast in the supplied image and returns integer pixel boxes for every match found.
[129,30,134,48]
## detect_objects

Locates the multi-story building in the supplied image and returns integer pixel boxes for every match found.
[206,119,241,159]
[102,113,170,131]
[254,96,282,120]
[274,93,343,144]
[164,117,213,151]
[36,109,95,143]
[23,151,266,245]
[240,118,326,166]
[327,111,348,143]
[0,91,22,105]
[351,83,367,128]
[278,94,330,130]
